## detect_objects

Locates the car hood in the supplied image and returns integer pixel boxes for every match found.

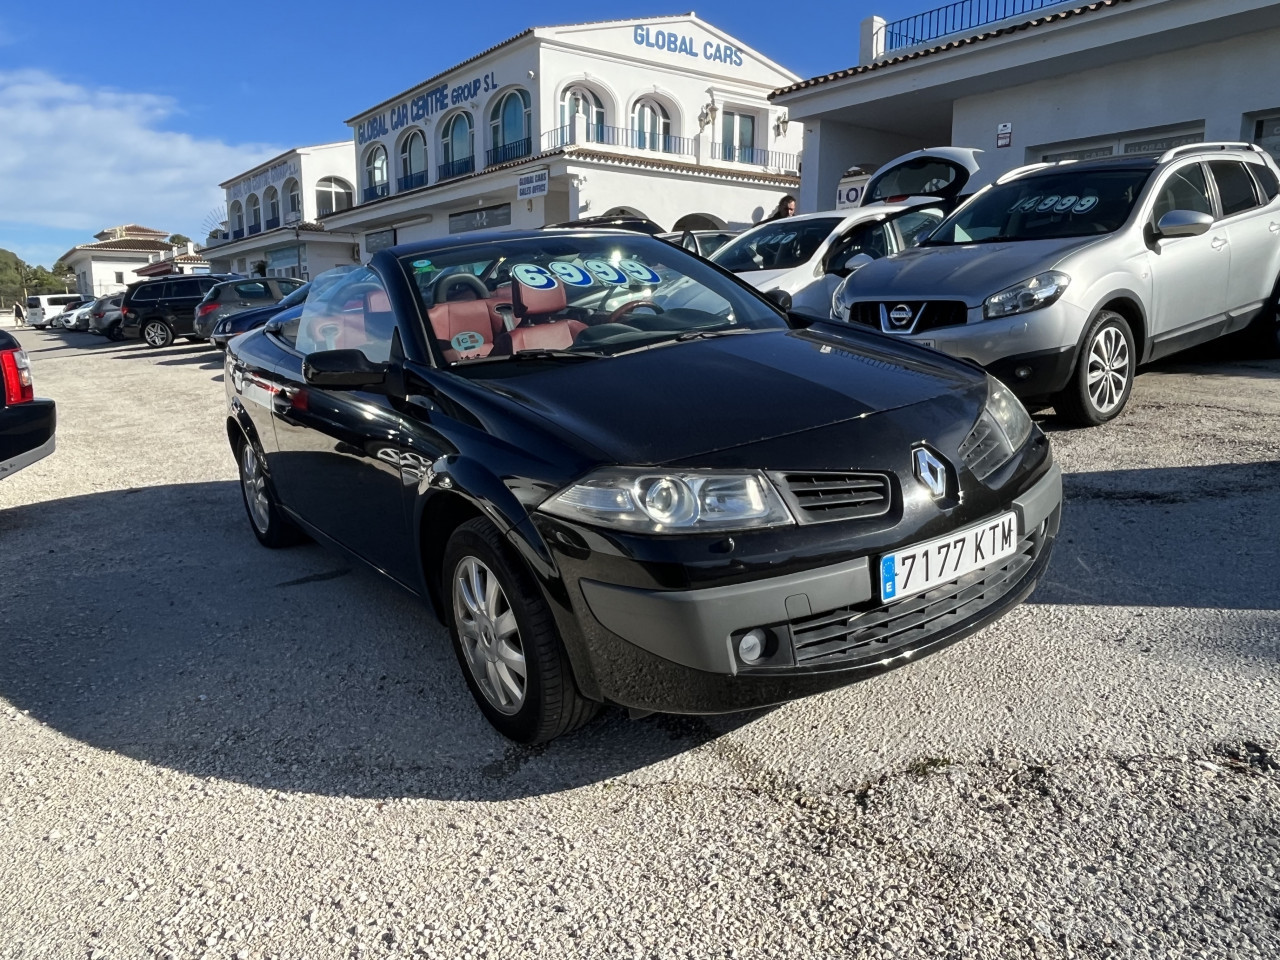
[463,326,985,466]
[848,235,1103,305]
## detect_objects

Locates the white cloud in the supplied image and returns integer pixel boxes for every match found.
[0,70,286,242]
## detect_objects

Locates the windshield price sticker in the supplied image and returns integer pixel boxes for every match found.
[618,259,662,284]
[512,264,559,289]
[548,262,594,286]
[514,260,663,289]
[582,259,628,285]
[1011,194,1100,215]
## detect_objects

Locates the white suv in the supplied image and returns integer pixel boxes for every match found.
[832,143,1280,426]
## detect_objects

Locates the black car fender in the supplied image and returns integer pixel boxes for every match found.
[225,397,265,459]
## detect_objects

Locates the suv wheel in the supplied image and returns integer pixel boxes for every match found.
[442,518,598,743]
[106,323,124,342]
[142,319,174,348]
[1056,310,1134,427]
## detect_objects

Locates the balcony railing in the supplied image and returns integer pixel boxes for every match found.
[883,0,1071,51]
[232,228,245,240]
[486,138,532,167]
[248,223,262,235]
[362,182,389,203]
[264,217,280,231]
[397,171,428,191]
[542,124,695,157]
[438,156,475,181]
[712,144,802,172]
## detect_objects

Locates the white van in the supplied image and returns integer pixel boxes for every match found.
[27,294,83,329]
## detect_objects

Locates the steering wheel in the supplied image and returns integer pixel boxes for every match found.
[608,300,664,324]
[438,273,490,302]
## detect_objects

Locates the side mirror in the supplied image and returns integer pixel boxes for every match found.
[303,349,388,389]
[1155,210,1213,239]
[764,288,793,311]
[843,252,875,274]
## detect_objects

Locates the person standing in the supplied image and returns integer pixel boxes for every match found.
[11,300,24,326]
[762,194,797,223]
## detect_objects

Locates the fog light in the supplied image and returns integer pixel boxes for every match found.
[1014,365,1032,380]
[739,629,767,664]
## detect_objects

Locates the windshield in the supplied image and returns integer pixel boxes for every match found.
[396,234,786,365]
[925,168,1153,245]
[710,218,843,273]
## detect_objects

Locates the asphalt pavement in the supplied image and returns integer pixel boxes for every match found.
[1,327,1277,959]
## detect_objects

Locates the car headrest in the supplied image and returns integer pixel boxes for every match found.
[512,277,567,320]
[366,290,391,313]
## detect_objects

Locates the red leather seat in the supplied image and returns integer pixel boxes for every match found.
[492,278,585,354]
[429,300,500,362]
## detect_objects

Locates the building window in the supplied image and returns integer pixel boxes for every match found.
[399,129,428,190]
[316,177,353,217]
[230,200,245,238]
[284,178,302,220]
[264,186,280,228]
[115,271,124,284]
[488,90,532,166]
[632,98,671,152]
[720,111,757,163]
[560,86,605,140]
[440,112,475,179]
[364,145,389,201]
[247,194,262,234]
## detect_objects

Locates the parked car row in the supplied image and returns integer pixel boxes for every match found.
[712,141,1280,426]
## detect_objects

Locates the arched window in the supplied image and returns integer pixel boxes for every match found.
[316,177,353,217]
[439,112,474,180]
[246,194,262,233]
[632,99,671,152]
[230,200,244,237]
[263,186,280,228]
[364,145,388,201]
[488,90,531,165]
[284,178,301,221]
[559,86,605,141]
[398,129,427,190]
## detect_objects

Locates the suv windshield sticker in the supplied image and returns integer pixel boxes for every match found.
[1036,195,1062,213]
[1054,195,1080,213]
[1011,196,1041,213]
[1073,196,1099,214]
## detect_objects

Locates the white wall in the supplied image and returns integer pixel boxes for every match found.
[951,26,1280,179]
[572,164,792,230]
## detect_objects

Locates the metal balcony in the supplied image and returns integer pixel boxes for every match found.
[362,183,389,203]
[883,0,1071,51]
[264,217,280,230]
[397,171,428,191]
[486,138,532,167]
[437,156,475,180]
[711,144,802,172]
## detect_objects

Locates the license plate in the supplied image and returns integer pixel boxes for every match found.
[913,338,935,349]
[879,511,1018,603]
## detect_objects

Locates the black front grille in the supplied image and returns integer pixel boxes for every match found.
[780,472,892,523]
[847,301,968,332]
[789,523,1046,665]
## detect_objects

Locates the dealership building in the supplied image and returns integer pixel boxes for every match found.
[772,0,1280,212]
[321,14,804,257]
[201,142,360,280]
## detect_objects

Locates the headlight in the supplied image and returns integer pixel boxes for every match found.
[540,469,794,533]
[830,276,851,321]
[960,377,1034,481]
[983,271,1069,320]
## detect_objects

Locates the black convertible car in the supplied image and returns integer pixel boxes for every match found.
[224,230,1061,743]
[0,330,55,480]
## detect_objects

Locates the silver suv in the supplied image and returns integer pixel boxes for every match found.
[832,143,1280,425]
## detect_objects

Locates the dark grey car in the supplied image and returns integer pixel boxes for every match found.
[194,278,304,339]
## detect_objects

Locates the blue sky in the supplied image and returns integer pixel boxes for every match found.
[0,0,923,267]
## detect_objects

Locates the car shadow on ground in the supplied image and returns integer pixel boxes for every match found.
[0,482,763,802]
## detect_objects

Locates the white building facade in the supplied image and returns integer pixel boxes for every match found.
[60,225,178,297]
[323,15,804,256]
[202,142,361,279]
[772,0,1280,212]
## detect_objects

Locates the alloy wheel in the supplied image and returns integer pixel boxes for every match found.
[1086,325,1130,415]
[143,321,171,347]
[452,556,527,715]
[239,443,271,534]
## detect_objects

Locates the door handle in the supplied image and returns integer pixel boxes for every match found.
[1269,222,1280,233]
[1211,237,1228,250]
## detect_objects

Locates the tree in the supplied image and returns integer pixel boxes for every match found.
[167,234,192,247]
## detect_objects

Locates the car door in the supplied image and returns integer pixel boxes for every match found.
[1206,159,1275,329]
[1144,161,1231,355]
[229,280,276,317]
[156,277,205,334]
[266,267,420,586]
[800,219,892,316]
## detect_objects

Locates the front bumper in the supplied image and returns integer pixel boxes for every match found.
[557,460,1062,714]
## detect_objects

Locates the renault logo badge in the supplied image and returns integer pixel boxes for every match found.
[889,304,913,328]
[914,448,948,499]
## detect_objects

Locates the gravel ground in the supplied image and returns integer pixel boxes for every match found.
[1,328,1278,960]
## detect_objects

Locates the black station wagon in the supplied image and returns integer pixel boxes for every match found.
[224,230,1062,743]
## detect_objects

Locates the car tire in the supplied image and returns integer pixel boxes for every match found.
[186,336,204,344]
[1055,310,1135,427]
[105,324,124,342]
[142,319,174,348]
[442,517,598,744]
[236,433,305,549]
